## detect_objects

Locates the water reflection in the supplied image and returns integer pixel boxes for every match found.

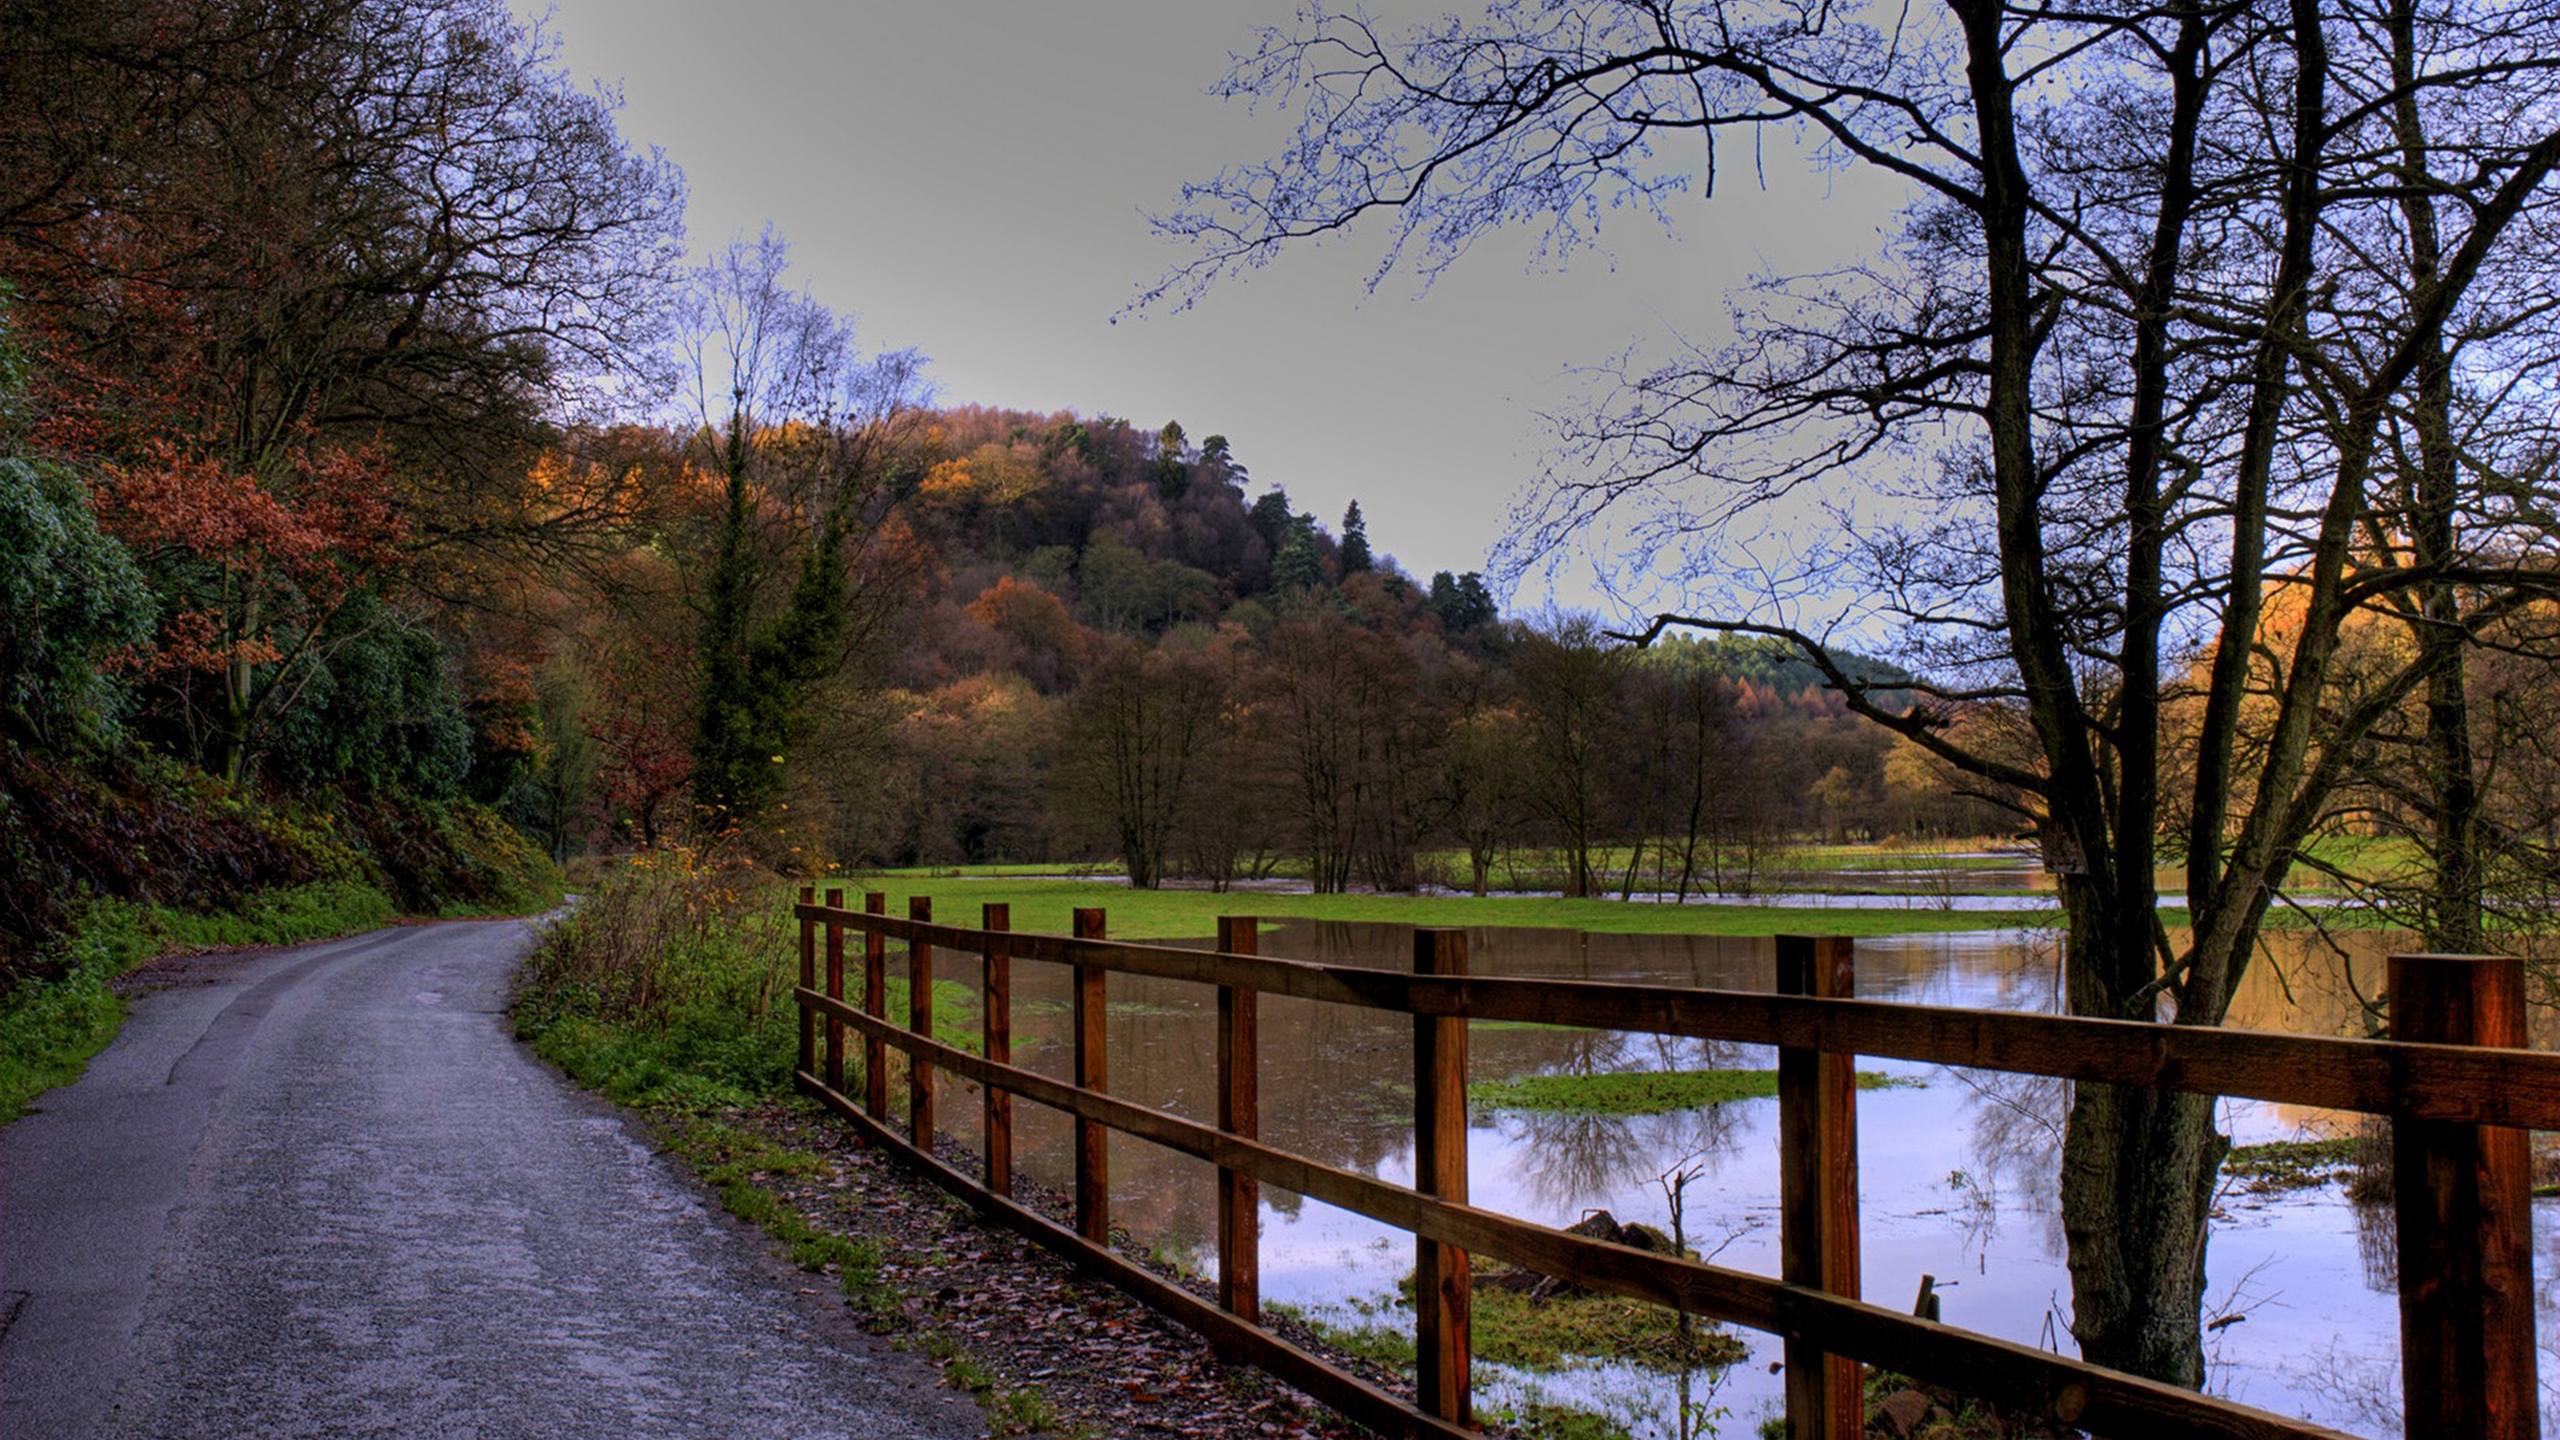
[897,917,2544,1438]
[1503,1099,1755,1218]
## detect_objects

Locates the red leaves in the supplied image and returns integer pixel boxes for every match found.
[587,634,695,844]
[99,440,408,675]
[105,442,404,574]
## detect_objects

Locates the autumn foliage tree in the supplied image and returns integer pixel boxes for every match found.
[100,444,407,779]
[0,0,681,790]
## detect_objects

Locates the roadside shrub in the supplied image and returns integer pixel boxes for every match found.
[515,841,797,1107]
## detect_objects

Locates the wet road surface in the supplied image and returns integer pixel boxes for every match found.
[0,918,984,1439]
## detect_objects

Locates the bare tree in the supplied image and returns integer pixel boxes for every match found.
[1441,702,1526,894]
[1062,637,1225,888]
[1155,0,2560,1387]
[679,229,931,821]
[1511,614,1632,898]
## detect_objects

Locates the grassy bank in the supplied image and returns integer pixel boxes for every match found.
[0,880,398,1121]
[1,784,566,1125]
[514,845,801,1110]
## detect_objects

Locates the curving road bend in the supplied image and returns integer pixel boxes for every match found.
[0,918,984,1440]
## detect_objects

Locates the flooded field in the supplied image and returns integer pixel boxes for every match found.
[889,915,2557,1438]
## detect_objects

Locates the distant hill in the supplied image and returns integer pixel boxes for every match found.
[1633,632,1920,710]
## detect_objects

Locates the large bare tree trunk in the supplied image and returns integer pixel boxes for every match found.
[2061,1080,2224,1386]
[2057,898,2225,1385]
[2390,0,2486,953]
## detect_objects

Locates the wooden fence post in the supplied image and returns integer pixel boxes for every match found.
[1777,934,1862,1440]
[982,902,1012,1196]
[1074,906,1110,1245]
[1217,915,1261,1327]
[1413,926,1472,1426]
[796,885,816,1082]
[2389,952,2537,1440]
[863,891,888,1120]
[823,887,847,1094]
[909,895,935,1152]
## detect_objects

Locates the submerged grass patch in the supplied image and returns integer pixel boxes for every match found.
[2223,1136,2359,1193]
[1499,1402,1639,1440]
[1471,1067,1915,1116]
[1284,1272,1746,1379]
[1474,1286,1749,1373]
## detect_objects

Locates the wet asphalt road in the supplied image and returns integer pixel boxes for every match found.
[0,918,985,1440]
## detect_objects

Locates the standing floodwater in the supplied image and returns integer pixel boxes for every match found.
[901,918,2557,1437]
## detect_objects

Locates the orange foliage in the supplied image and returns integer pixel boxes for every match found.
[918,441,1046,509]
[100,442,408,674]
[966,577,1090,693]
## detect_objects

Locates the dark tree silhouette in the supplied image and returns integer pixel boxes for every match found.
[1339,500,1373,573]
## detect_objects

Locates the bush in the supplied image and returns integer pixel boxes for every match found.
[265,591,474,798]
[514,842,797,1108]
[0,286,157,753]
[0,455,155,750]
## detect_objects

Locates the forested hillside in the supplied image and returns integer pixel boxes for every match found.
[527,393,2001,892]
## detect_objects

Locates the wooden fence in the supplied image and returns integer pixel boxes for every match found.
[791,889,2550,1440]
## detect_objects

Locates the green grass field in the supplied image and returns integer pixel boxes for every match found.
[875,830,2416,896]
[806,875,2063,942]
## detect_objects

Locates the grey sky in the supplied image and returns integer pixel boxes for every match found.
[523,1,1903,611]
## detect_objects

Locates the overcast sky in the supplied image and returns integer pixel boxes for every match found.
[519,1,1905,614]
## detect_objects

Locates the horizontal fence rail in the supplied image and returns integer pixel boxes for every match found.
[792,894,2548,1440]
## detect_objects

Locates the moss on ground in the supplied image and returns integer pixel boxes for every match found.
[1470,1067,1915,1116]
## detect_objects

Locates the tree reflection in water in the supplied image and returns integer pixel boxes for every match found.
[1952,1068,2068,1256]
[1503,1092,1755,1215]
[1492,1033,1758,1214]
